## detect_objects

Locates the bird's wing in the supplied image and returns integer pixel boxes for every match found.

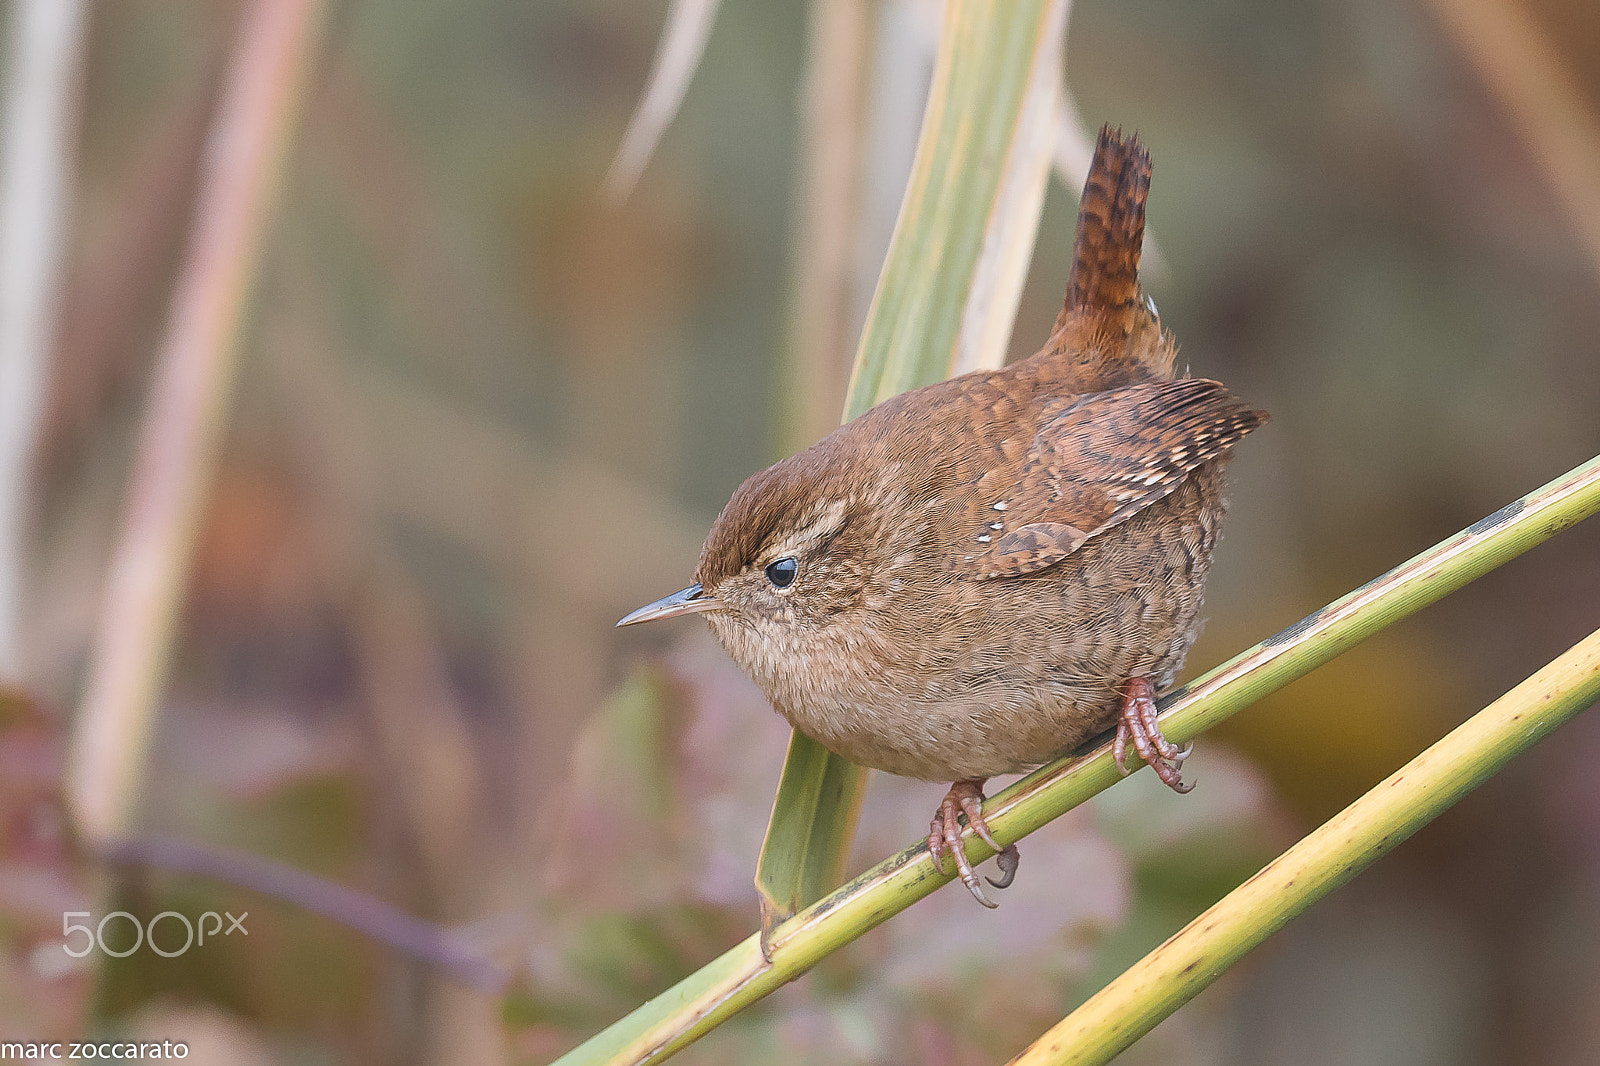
[959,378,1266,579]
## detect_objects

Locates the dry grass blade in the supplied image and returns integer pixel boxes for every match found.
[1421,0,1600,283]
[603,0,721,202]
[1051,88,1095,193]
[783,0,872,450]
[64,0,327,843]
[0,0,89,676]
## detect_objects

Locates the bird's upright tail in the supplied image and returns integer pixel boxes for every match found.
[1063,126,1150,334]
[1044,126,1173,385]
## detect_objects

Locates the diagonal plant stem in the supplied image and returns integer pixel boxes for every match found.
[101,836,511,993]
[1010,622,1600,1065]
[603,0,721,201]
[1420,0,1600,286]
[63,0,327,844]
[556,451,1600,1065]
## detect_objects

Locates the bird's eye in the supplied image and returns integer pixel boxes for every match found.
[764,557,798,589]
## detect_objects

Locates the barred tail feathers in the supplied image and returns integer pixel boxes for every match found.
[1064,125,1151,333]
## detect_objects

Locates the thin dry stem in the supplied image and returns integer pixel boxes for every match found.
[0,0,89,678]
[65,0,326,843]
[786,0,873,448]
[603,0,721,202]
[102,836,511,992]
[1422,0,1600,284]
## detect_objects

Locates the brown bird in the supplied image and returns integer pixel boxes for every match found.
[619,128,1267,906]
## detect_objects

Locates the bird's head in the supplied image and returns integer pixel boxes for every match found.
[616,446,872,674]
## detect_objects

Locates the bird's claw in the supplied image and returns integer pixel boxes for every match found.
[987,844,1020,889]
[928,779,1018,907]
[1113,676,1194,793]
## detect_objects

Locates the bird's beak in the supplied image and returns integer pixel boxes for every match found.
[615,583,720,627]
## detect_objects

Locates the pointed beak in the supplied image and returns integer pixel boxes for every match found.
[615,583,720,627]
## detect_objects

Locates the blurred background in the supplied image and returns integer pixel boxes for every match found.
[1,0,1598,1062]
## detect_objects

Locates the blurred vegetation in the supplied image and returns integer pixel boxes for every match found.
[0,0,1596,1063]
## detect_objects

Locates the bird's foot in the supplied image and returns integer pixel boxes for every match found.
[927,778,1020,907]
[1112,676,1194,793]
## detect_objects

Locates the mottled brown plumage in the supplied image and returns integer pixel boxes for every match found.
[619,128,1267,907]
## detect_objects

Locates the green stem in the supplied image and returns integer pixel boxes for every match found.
[1011,622,1600,1065]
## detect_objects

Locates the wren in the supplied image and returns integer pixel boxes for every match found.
[619,128,1267,906]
